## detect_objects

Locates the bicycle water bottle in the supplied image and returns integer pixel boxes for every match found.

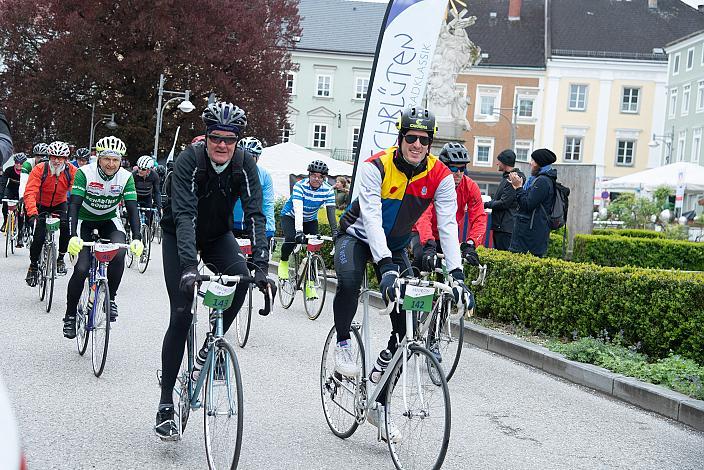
[369,349,392,384]
[87,284,96,309]
[191,345,209,381]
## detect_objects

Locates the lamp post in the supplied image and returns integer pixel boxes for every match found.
[153,74,195,160]
[490,106,518,151]
[648,125,675,165]
[88,103,118,150]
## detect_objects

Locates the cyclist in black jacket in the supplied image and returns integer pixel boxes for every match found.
[132,155,162,226]
[155,101,275,440]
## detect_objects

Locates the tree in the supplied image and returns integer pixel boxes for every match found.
[0,0,301,159]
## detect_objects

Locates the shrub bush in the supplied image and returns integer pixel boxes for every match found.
[571,234,704,270]
[468,247,704,364]
[592,228,665,239]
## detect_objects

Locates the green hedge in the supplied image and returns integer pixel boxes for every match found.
[592,228,665,239]
[571,234,704,270]
[468,248,704,364]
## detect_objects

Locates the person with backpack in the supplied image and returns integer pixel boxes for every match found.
[507,148,557,257]
[484,149,525,251]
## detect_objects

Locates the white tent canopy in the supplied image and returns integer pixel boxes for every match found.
[601,162,704,192]
[258,142,353,198]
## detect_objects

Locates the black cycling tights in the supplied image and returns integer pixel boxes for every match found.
[66,219,126,318]
[159,231,249,405]
[279,215,318,262]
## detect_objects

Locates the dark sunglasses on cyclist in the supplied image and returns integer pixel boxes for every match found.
[402,134,431,146]
[207,134,239,145]
[447,165,466,173]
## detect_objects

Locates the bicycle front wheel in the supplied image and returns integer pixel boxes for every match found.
[303,254,327,320]
[45,245,56,313]
[386,344,451,470]
[320,325,365,439]
[38,244,48,301]
[76,280,91,355]
[203,339,243,470]
[4,216,10,257]
[91,280,111,377]
[234,282,252,348]
[138,225,152,273]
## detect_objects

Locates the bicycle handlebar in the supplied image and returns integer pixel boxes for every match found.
[421,253,487,287]
[378,278,465,317]
[1,199,18,204]
[197,274,272,316]
[82,241,131,249]
[305,234,334,242]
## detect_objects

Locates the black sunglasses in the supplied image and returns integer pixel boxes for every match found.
[402,134,431,146]
[447,165,466,173]
[207,134,239,145]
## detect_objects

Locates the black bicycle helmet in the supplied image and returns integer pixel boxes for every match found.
[395,107,437,136]
[75,147,90,160]
[439,142,470,166]
[201,101,247,134]
[307,160,328,175]
[12,152,28,164]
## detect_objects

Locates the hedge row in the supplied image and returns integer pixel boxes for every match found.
[469,248,704,364]
[592,228,665,239]
[571,234,704,271]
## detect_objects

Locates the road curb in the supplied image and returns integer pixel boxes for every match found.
[268,261,704,432]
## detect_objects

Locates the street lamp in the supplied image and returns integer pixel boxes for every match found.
[88,104,118,150]
[153,73,195,160]
[648,126,675,164]
[488,106,518,151]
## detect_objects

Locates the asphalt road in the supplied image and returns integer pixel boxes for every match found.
[1,239,703,469]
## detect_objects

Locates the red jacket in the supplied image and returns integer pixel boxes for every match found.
[24,162,76,216]
[413,174,487,247]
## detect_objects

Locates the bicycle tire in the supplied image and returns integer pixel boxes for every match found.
[320,325,365,439]
[235,282,252,348]
[76,280,91,356]
[203,339,243,470]
[303,253,327,321]
[426,295,464,383]
[38,244,48,301]
[45,244,56,313]
[91,280,111,377]
[386,344,451,470]
[4,214,10,257]
[138,225,151,273]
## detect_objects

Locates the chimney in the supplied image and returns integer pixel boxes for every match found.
[648,0,657,9]
[509,0,522,21]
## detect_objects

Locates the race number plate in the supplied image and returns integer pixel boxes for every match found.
[203,282,237,310]
[401,285,434,313]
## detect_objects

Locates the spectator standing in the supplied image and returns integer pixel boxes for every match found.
[484,149,525,250]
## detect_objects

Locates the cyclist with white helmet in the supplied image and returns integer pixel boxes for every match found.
[132,155,162,226]
[18,143,49,199]
[277,159,338,281]
[24,141,76,282]
[155,101,275,440]
[0,153,27,237]
[232,137,275,244]
[63,136,143,338]
[71,147,91,168]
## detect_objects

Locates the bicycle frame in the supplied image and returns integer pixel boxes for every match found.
[289,234,333,292]
[80,240,128,329]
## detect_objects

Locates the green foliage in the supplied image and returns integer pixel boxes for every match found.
[571,234,704,270]
[661,224,689,241]
[653,186,673,210]
[592,228,665,239]
[469,247,704,364]
[607,193,658,228]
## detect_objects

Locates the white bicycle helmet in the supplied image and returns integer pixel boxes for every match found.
[201,101,247,134]
[47,141,71,158]
[237,137,263,157]
[95,136,127,157]
[32,142,49,156]
[137,155,154,170]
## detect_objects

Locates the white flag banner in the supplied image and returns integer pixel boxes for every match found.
[165,125,181,165]
[349,0,447,200]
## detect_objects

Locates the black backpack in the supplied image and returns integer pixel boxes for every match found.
[538,175,570,231]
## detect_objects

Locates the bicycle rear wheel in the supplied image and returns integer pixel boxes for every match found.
[45,245,56,313]
[303,254,327,320]
[320,325,365,439]
[203,339,243,470]
[426,295,464,383]
[138,225,152,273]
[91,280,111,377]
[76,280,91,355]
[385,344,451,470]
[234,282,252,348]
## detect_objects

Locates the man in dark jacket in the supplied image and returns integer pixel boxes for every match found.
[507,148,557,257]
[484,149,525,250]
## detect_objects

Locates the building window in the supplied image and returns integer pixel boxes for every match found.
[354,77,369,100]
[673,53,680,75]
[351,127,360,151]
[312,124,328,148]
[682,84,690,116]
[515,140,533,162]
[280,122,292,143]
[621,87,640,113]
[697,80,704,112]
[677,130,687,162]
[568,84,587,111]
[473,137,494,167]
[564,136,582,162]
[616,140,635,166]
[686,48,695,71]
[669,88,678,119]
[474,86,501,121]
[692,128,702,164]
[316,74,332,97]
[285,72,296,95]
[517,97,534,118]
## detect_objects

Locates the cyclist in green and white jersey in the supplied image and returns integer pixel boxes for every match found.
[62,136,143,339]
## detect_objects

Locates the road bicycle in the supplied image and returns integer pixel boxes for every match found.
[419,254,487,382]
[37,213,62,313]
[2,199,19,257]
[73,232,130,377]
[150,207,162,244]
[320,270,470,470]
[158,272,271,469]
[278,234,333,320]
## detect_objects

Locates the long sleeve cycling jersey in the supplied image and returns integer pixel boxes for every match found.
[0,165,21,200]
[280,178,337,232]
[23,162,76,216]
[339,146,461,272]
[413,174,487,247]
[132,169,162,208]
[233,165,275,237]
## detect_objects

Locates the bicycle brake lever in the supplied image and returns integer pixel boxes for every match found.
[259,284,272,316]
